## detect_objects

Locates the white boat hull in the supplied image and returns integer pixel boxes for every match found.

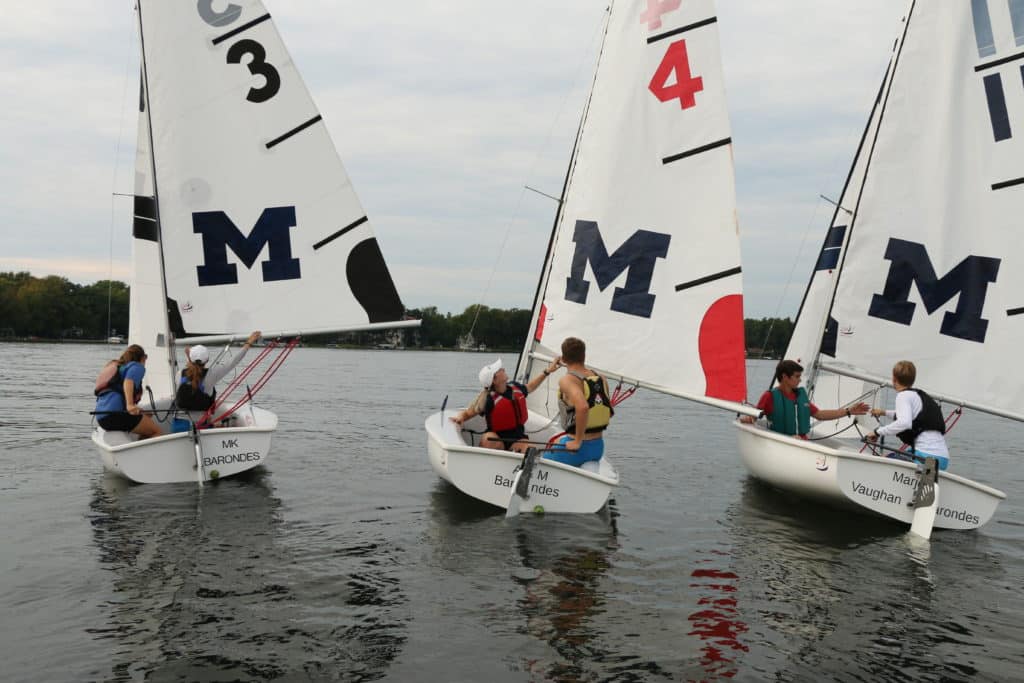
[734,421,1005,530]
[424,410,618,514]
[92,402,277,484]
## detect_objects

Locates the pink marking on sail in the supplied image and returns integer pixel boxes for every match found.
[534,303,547,342]
[699,294,747,401]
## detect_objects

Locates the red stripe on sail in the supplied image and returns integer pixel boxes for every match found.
[534,303,547,342]
[698,294,746,401]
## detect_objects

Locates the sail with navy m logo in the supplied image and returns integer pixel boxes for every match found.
[829,1,1024,416]
[521,0,746,404]
[136,0,406,340]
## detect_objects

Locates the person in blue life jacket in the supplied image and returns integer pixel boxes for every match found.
[93,344,162,439]
[176,331,261,412]
[740,359,869,438]
[450,356,562,453]
[865,360,950,469]
[548,336,613,467]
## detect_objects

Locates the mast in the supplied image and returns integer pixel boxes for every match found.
[809,1,917,379]
[135,1,177,396]
[516,6,613,381]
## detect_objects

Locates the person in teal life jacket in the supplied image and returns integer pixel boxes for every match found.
[451,356,561,453]
[93,344,162,439]
[176,331,261,412]
[740,359,869,438]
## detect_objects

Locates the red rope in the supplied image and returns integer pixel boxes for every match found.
[197,338,299,427]
[209,338,298,424]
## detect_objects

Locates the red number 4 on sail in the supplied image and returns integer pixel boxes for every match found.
[649,40,704,110]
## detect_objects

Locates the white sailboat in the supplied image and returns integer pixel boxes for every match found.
[426,0,758,513]
[93,1,416,484]
[736,1,1018,535]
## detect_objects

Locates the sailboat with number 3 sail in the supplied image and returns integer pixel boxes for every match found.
[735,1,1019,537]
[425,0,759,514]
[92,1,416,484]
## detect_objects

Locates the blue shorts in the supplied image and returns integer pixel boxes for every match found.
[912,449,949,471]
[544,436,604,467]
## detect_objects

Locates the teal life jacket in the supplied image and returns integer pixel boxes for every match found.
[769,387,811,436]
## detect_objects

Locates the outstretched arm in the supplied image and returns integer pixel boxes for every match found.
[815,402,869,422]
[205,331,261,387]
[525,357,561,393]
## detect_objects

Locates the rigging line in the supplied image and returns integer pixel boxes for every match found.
[106,12,138,339]
[465,7,609,342]
[758,196,825,357]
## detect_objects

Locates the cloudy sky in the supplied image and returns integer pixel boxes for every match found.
[0,1,907,319]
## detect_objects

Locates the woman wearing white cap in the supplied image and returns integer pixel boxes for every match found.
[451,356,561,452]
[176,331,261,411]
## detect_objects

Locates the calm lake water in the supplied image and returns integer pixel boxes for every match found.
[1,343,1022,682]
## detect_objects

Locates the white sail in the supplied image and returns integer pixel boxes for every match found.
[828,1,1024,420]
[128,70,175,397]
[519,0,746,409]
[137,0,406,339]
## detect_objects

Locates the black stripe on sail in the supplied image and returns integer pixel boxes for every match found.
[992,176,1024,190]
[975,48,1024,72]
[266,115,323,150]
[134,195,156,220]
[648,16,717,44]
[313,216,369,251]
[663,137,731,165]
[211,13,271,46]
[675,266,742,292]
[983,73,1012,141]
[1008,307,1024,316]
[133,216,158,242]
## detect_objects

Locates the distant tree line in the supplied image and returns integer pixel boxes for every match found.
[744,317,794,359]
[0,273,795,354]
[0,272,128,340]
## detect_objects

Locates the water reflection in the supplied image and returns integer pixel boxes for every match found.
[687,551,749,680]
[428,483,675,681]
[88,471,407,681]
[719,477,1006,680]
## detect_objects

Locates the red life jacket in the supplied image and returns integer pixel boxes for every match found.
[486,384,528,432]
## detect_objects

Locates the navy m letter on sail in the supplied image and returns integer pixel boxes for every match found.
[193,207,301,286]
[868,238,1000,342]
[564,220,671,318]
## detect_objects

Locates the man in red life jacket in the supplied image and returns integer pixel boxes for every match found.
[740,359,869,438]
[451,357,561,452]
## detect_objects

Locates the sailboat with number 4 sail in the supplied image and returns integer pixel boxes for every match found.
[735,1,1020,537]
[425,0,759,514]
[92,0,416,484]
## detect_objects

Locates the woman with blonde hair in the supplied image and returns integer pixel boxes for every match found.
[93,344,161,439]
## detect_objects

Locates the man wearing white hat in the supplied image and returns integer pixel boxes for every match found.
[451,356,561,452]
[176,330,261,411]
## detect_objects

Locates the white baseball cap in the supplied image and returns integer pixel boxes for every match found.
[188,345,210,365]
[478,358,503,388]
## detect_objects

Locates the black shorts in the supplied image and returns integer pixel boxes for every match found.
[98,412,143,432]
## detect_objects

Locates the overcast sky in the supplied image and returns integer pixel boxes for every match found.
[0,1,907,319]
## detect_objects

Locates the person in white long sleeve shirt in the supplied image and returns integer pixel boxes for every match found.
[176,331,261,412]
[865,360,949,469]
